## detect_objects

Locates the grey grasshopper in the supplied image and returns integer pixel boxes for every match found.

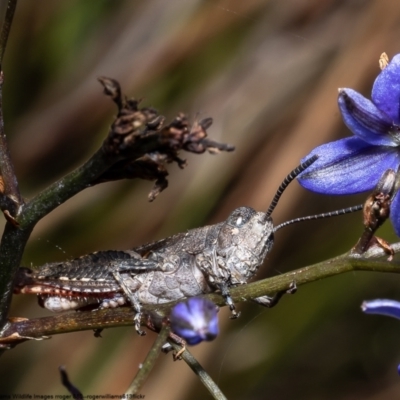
[14,155,361,335]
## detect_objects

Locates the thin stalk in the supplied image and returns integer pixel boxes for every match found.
[168,341,227,400]
[0,0,17,67]
[0,0,24,339]
[125,324,170,395]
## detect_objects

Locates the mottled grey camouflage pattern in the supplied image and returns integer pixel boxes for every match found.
[14,206,275,333]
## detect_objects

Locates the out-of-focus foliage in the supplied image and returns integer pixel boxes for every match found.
[3,0,400,399]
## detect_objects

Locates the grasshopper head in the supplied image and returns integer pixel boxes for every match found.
[215,206,274,284]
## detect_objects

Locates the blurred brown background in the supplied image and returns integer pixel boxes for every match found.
[2,0,400,398]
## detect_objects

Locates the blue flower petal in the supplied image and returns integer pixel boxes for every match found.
[338,89,397,146]
[361,299,400,319]
[372,54,400,124]
[298,137,400,194]
[170,298,219,345]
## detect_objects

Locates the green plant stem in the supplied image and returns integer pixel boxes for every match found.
[213,250,400,303]
[2,245,400,344]
[0,74,20,204]
[125,324,170,396]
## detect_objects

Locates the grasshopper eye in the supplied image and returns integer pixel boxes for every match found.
[227,207,256,227]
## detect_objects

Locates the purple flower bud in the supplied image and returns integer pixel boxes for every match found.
[170,297,219,345]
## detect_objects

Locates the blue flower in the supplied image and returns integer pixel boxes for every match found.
[362,299,400,319]
[170,297,219,345]
[298,54,400,235]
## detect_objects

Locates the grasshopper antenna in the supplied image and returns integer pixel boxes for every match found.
[266,154,319,217]
[274,204,363,232]
[265,154,363,232]
[275,167,399,234]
